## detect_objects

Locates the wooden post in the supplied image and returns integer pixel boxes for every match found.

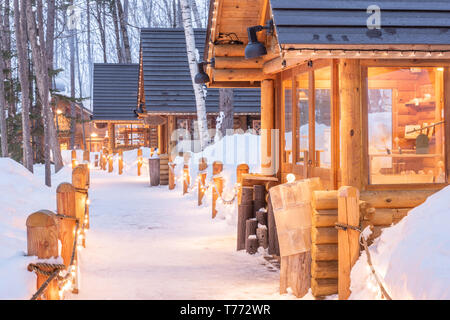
[340,60,362,189]
[118,150,123,175]
[56,183,78,294]
[108,153,114,173]
[337,186,360,300]
[237,186,254,250]
[71,150,77,169]
[94,154,99,167]
[83,150,90,162]
[212,161,224,218]
[168,115,176,156]
[169,157,176,190]
[198,157,208,206]
[137,148,143,176]
[261,79,275,175]
[253,185,266,216]
[149,157,160,186]
[183,164,190,195]
[236,163,249,204]
[72,166,88,247]
[26,210,59,300]
[245,218,258,254]
[267,194,280,256]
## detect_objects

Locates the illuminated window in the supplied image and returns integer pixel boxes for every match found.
[296,72,309,164]
[115,124,145,147]
[367,67,446,184]
[314,66,332,168]
[283,79,293,163]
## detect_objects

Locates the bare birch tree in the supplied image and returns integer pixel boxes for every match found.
[117,0,131,63]
[179,0,209,149]
[219,89,234,136]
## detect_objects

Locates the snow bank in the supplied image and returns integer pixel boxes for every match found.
[0,159,59,299]
[350,186,450,300]
[172,133,261,225]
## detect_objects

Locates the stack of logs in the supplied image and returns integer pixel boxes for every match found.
[237,185,270,254]
[159,154,169,186]
[310,188,433,298]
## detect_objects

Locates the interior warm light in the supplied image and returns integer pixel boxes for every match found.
[286,173,296,183]
[91,132,98,138]
[437,67,444,72]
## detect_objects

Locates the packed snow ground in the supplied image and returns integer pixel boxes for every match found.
[0,134,292,300]
[3,132,450,300]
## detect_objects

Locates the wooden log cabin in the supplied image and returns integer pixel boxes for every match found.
[93,28,262,154]
[204,0,450,192]
[135,28,261,154]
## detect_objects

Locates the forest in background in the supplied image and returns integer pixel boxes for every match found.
[0,0,210,185]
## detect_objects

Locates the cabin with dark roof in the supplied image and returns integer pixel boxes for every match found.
[92,29,261,154]
[136,28,261,154]
[204,0,450,299]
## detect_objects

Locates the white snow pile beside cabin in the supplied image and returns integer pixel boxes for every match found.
[0,158,57,299]
[350,186,450,300]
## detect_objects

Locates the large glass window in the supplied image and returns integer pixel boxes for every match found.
[283,79,293,163]
[367,67,446,184]
[115,124,145,147]
[296,72,309,164]
[314,67,332,168]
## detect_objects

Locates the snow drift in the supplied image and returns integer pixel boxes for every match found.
[350,186,450,300]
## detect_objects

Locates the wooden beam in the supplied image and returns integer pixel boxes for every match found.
[215,56,264,69]
[444,68,450,182]
[261,79,275,175]
[283,49,450,60]
[213,69,267,82]
[339,59,363,189]
[214,44,246,57]
[337,186,360,300]
[207,81,261,88]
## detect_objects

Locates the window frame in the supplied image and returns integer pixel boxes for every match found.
[361,60,450,190]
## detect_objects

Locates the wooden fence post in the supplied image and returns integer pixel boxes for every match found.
[118,150,123,175]
[56,183,79,294]
[237,187,254,250]
[56,183,77,267]
[137,148,143,176]
[183,164,190,195]
[26,210,59,300]
[198,157,208,206]
[108,153,114,173]
[73,166,88,247]
[71,150,77,169]
[236,163,249,204]
[94,154,99,167]
[337,186,360,300]
[169,155,176,190]
[212,161,223,218]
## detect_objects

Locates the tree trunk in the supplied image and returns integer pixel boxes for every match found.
[13,0,33,171]
[190,0,202,28]
[111,0,123,63]
[95,1,107,63]
[69,12,76,149]
[179,0,209,149]
[0,7,9,157]
[117,0,132,63]
[219,88,234,136]
[25,0,55,185]
[2,0,14,117]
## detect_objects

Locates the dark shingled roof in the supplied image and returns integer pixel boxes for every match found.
[141,28,260,114]
[271,0,450,45]
[92,63,139,121]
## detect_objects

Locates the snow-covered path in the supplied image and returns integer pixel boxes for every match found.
[71,169,281,300]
